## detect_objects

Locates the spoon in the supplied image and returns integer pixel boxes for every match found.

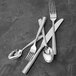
[38,18,54,63]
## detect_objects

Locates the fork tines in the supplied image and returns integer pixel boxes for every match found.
[48,0,57,18]
[25,51,35,61]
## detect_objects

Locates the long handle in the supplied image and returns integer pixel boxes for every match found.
[34,17,46,45]
[22,18,64,74]
[22,17,46,51]
[38,18,47,46]
[52,21,56,55]
[22,45,43,74]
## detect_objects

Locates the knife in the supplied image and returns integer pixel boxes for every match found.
[22,18,64,74]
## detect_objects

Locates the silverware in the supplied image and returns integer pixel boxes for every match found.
[8,35,43,60]
[38,18,47,46]
[8,17,46,60]
[49,0,57,55]
[43,47,54,63]
[38,18,54,63]
[22,18,64,74]
[25,17,46,61]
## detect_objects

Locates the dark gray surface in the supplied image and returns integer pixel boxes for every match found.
[0,0,76,76]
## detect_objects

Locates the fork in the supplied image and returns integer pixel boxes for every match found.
[49,0,57,55]
[38,18,47,47]
[22,18,64,74]
[25,17,46,61]
[8,34,43,60]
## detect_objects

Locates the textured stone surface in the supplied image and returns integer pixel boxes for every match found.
[0,0,76,76]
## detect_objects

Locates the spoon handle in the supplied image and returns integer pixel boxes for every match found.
[22,18,64,74]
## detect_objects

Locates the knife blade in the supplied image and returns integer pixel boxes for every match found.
[22,18,64,74]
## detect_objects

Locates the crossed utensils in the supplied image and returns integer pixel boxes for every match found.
[8,16,64,74]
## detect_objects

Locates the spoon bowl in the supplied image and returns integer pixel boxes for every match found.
[43,47,54,63]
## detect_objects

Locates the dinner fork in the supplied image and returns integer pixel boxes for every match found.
[25,17,46,61]
[49,0,57,55]
[22,18,64,74]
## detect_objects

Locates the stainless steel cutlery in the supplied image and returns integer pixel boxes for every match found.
[25,17,46,61]
[8,35,43,60]
[8,17,46,60]
[22,18,64,74]
[38,18,54,63]
[49,0,57,55]
[7,0,64,74]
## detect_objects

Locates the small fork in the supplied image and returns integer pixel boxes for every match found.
[49,0,57,55]
[25,17,46,61]
[22,19,64,74]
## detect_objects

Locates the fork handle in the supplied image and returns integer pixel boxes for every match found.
[22,18,64,74]
[34,17,46,45]
[52,21,56,55]
[38,18,47,46]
